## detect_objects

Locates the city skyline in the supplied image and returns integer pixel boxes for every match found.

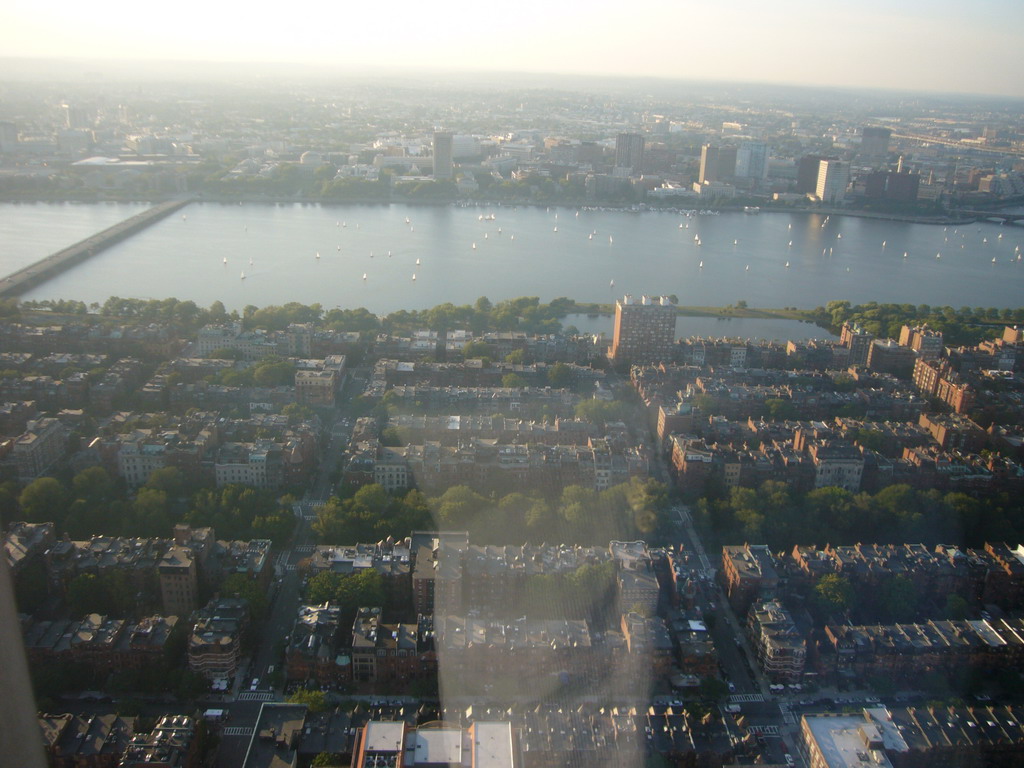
[1,0,1023,98]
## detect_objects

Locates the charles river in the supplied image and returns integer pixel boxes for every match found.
[2,201,1023,341]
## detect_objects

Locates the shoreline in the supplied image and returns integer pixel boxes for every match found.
[568,305,810,320]
[0,194,1013,227]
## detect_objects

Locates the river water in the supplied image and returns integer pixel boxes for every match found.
[4,202,1023,314]
[0,201,150,276]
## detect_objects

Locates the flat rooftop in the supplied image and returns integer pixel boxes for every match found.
[406,728,462,765]
[803,714,893,768]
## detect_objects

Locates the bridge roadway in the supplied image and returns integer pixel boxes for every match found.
[0,197,193,299]
[889,131,1024,159]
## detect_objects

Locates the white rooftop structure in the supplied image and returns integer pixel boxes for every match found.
[364,721,406,753]
[406,728,462,765]
[471,722,514,768]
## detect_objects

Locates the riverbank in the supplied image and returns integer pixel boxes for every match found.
[570,304,811,320]
[0,191,996,227]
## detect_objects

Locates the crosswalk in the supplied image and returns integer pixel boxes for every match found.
[236,692,276,702]
[746,724,780,736]
[223,727,254,737]
[729,693,765,703]
[294,544,315,553]
[779,701,797,725]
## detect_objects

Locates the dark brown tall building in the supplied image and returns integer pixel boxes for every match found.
[615,133,645,174]
[699,144,737,184]
[840,321,874,367]
[611,295,676,364]
[797,155,831,194]
[860,126,892,158]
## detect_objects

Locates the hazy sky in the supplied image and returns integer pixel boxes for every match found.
[3,0,1023,97]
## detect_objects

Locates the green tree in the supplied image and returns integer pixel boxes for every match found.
[282,403,315,424]
[251,511,295,546]
[813,574,854,615]
[72,466,116,503]
[144,467,186,497]
[131,488,171,537]
[14,558,49,613]
[287,689,328,712]
[461,341,494,360]
[764,398,796,420]
[221,573,266,620]
[698,677,730,702]
[434,486,489,529]
[66,573,115,616]
[879,575,919,622]
[944,594,970,620]
[19,477,70,524]
[307,572,343,604]
[312,752,345,767]
[547,362,573,388]
[574,399,629,424]
[626,478,669,537]
[805,486,856,541]
[380,427,402,447]
[307,570,385,608]
[336,569,385,608]
[851,429,888,453]
[501,373,528,388]
[253,359,296,387]
[691,394,718,415]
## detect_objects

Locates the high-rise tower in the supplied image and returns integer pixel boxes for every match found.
[699,144,736,184]
[816,160,850,204]
[433,131,453,180]
[860,126,891,159]
[615,133,645,174]
[611,294,676,364]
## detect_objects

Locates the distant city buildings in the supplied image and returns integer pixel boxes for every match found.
[735,141,769,180]
[698,143,736,184]
[615,132,645,175]
[859,125,892,159]
[797,154,831,194]
[433,131,454,180]
[816,159,850,204]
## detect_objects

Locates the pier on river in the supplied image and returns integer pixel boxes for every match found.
[0,198,192,299]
